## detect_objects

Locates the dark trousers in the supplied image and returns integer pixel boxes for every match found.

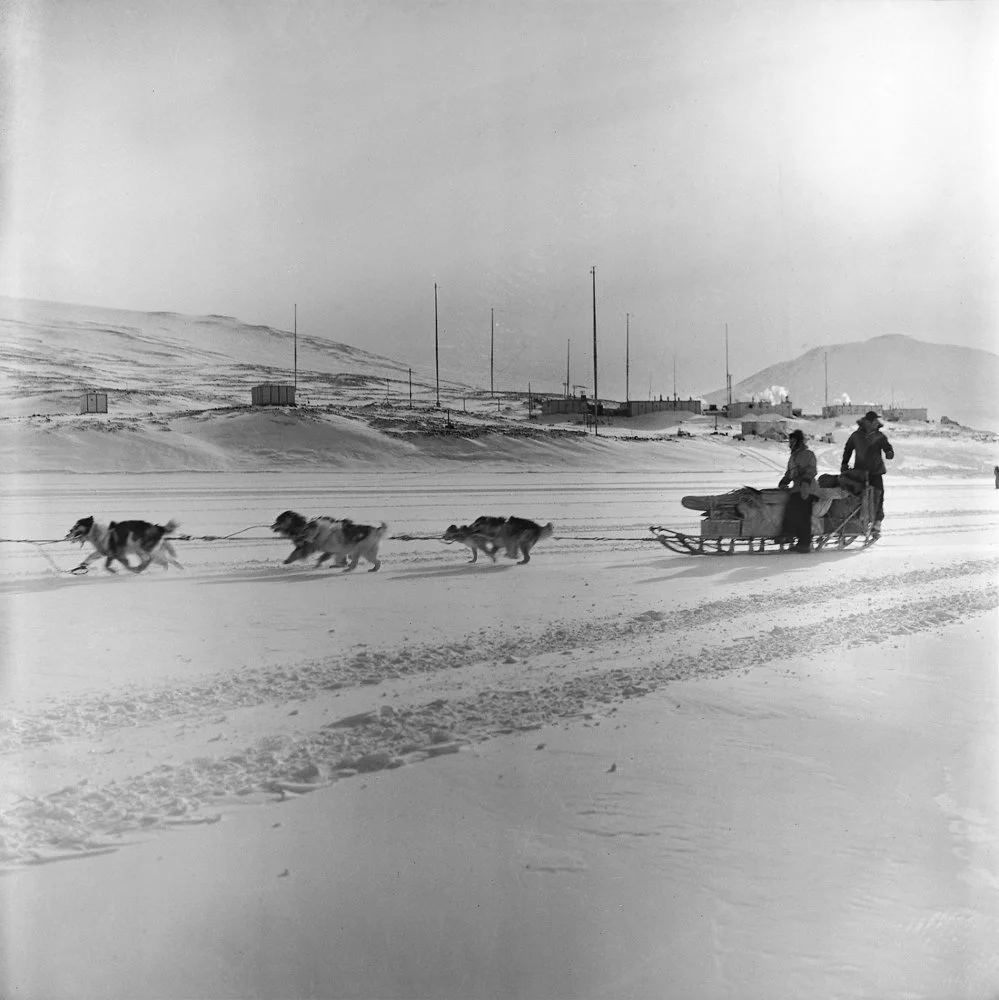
[782,493,815,551]
[868,473,884,521]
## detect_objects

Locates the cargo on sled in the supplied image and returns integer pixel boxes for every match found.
[650,471,879,555]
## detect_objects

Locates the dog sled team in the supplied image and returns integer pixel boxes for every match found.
[64,510,555,576]
[62,412,895,575]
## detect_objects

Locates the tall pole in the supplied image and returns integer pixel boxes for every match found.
[293,303,297,390]
[591,266,598,437]
[490,307,495,398]
[673,352,677,400]
[625,312,630,404]
[725,323,732,407]
[408,367,412,409]
[565,339,570,398]
[434,282,440,408]
[824,351,828,408]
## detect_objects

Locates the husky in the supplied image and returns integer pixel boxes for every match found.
[271,511,348,567]
[66,516,182,573]
[494,516,554,564]
[271,510,387,572]
[442,516,506,563]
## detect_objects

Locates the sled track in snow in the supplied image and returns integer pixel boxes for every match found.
[3,555,996,752]
[2,551,997,868]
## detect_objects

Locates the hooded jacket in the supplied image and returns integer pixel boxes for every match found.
[842,417,894,476]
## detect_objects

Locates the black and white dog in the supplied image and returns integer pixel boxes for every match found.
[66,516,183,574]
[271,510,387,572]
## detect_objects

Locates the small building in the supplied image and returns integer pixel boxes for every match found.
[741,414,789,440]
[540,396,701,419]
[883,407,928,422]
[80,392,108,414]
[541,397,589,417]
[726,400,793,420]
[822,403,928,422]
[822,403,882,419]
[251,383,296,407]
[625,398,702,417]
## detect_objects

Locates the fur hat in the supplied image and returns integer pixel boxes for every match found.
[788,428,806,446]
[863,410,880,421]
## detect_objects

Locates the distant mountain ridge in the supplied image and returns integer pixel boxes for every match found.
[705,335,999,431]
[0,297,471,416]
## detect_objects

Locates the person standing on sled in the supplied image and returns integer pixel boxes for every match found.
[778,429,817,553]
[841,410,894,539]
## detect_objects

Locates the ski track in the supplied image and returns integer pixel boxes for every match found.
[2,553,996,869]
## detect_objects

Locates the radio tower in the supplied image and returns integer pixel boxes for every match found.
[725,324,732,407]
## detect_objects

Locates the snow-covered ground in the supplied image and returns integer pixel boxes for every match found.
[2,467,997,999]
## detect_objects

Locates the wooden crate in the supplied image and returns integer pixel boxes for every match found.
[700,519,742,538]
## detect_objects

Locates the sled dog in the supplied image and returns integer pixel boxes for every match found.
[494,516,554,564]
[272,510,388,572]
[442,515,506,563]
[66,516,182,573]
[271,510,347,567]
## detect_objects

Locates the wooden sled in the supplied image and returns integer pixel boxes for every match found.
[651,484,879,556]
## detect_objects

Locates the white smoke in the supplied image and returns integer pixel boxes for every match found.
[756,385,790,405]
[836,392,851,405]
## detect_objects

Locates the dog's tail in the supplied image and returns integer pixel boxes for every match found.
[377,521,389,538]
[163,519,179,535]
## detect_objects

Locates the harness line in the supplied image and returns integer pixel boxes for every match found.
[3,526,659,574]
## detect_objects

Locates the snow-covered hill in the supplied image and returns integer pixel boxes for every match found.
[0,297,470,416]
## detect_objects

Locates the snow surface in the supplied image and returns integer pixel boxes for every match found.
[1,298,997,998]
[1,466,997,1000]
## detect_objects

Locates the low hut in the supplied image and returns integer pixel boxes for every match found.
[251,384,296,406]
[80,392,108,414]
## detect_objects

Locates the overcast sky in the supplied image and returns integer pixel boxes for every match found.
[2,0,995,398]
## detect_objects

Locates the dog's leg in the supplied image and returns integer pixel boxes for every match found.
[367,557,380,573]
[315,552,334,567]
[161,541,183,569]
[518,544,532,565]
[466,544,478,564]
[343,556,359,573]
[73,550,103,573]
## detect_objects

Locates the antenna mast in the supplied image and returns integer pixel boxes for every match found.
[490,307,494,398]
[725,323,732,407]
[591,266,598,437]
[824,351,828,407]
[294,303,297,390]
[625,312,630,403]
[434,283,440,408]
[565,339,570,399]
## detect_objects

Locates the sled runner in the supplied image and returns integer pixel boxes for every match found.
[650,481,879,555]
